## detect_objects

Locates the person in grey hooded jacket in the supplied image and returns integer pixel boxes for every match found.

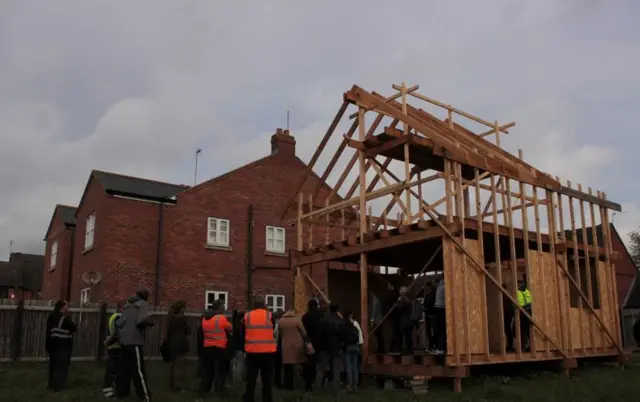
[114,288,155,401]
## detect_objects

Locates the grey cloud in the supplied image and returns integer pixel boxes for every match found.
[0,1,639,259]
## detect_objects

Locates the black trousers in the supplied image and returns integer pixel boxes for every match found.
[103,348,122,396]
[283,362,314,391]
[434,307,447,351]
[48,348,72,391]
[504,313,514,351]
[273,350,282,387]
[116,346,151,401]
[199,346,228,396]
[244,352,274,402]
[519,311,531,349]
[303,354,317,391]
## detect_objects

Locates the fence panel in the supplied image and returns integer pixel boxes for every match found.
[0,303,17,361]
[621,308,640,348]
[0,300,225,361]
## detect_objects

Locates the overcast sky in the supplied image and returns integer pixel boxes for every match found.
[1,0,639,260]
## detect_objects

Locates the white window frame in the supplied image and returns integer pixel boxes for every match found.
[207,217,230,247]
[84,213,96,250]
[50,240,58,269]
[266,226,286,253]
[80,288,91,305]
[205,290,229,310]
[266,294,286,312]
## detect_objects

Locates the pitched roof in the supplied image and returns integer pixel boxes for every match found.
[58,205,77,226]
[0,253,44,292]
[92,170,189,201]
[0,261,23,288]
[44,204,77,241]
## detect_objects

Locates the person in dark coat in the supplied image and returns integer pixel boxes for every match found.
[46,300,76,392]
[272,311,284,388]
[315,303,343,393]
[302,299,322,392]
[166,300,191,392]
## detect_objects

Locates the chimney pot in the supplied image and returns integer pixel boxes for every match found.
[271,128,296,157]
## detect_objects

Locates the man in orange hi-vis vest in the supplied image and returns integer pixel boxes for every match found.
[243,296,277,402]
[198,299,232,398]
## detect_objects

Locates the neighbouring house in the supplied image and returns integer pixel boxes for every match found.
[42,205,77,301]
[68,170,189,306]
[45,129,350,310]
[567,223,638,308]
[0,252,44,300]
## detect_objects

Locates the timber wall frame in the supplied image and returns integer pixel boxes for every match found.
[288,83,626,382]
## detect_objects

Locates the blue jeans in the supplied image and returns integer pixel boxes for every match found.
[343,345,360,388]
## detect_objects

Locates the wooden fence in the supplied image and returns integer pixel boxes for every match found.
[621,308,640,349]
[0,299,222,362]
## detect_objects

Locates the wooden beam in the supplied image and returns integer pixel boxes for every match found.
[560,185,621,212]
[281,101,348,219]
[349,85,419,119]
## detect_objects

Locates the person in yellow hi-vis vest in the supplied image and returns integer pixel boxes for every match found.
[516,279,533,351]
[103,301,124,398]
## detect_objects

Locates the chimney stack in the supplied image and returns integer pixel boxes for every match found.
[271,128,296,156]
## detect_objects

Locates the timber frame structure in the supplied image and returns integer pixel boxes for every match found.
[288,83,626,392]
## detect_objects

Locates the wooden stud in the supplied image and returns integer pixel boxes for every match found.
[587,188,605,349]
[401,82,412,224]
[325,198,330,245]
[418,171,424,222]
[341,209,346,242]
[601,192,623,349]
[475,168,490,359]
[490,174,506,355]
[505,178,522,359]
[455,163,471,362]
[298,192,304,251]
[577,183,596,353]
[554,177,572,355]
[518,180,537,359]
[545,190,563,358]
[357,107,369,354]
[308,194,313,249]
[445,160,453,224]
[567,181,587,355]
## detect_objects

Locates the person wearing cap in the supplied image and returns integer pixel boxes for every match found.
[114,288,155,401]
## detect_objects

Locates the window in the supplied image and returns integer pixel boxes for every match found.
[205,290,228,310]
[84,213,96,249]
[266,294,285,312]
[266,226,286,253]
[50,241,58,269]
[80,288,91,305]
[568,256,600,309]
[207,218,230,247]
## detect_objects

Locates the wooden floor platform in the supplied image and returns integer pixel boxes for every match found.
[362,349,627,392]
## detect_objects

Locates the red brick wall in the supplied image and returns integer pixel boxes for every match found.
[41,210,75,301]
[70,178,107,303]
[100,195,163,304]
[160,151,351,310]
[612,226,637,308]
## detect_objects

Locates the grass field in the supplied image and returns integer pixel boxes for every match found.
[1,360,639,401]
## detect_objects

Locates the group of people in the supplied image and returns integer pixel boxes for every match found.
[45,289,366,402]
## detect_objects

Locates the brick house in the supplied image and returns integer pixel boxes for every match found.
[68,170,189,306]
[42,205,77,300]
[0,252,44,300]
[44,129,347,310]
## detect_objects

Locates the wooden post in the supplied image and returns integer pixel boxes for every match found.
[517,180,537,359]
[308,194,314,249]
[401,82,412,224]
[577,183,596,353]
[587,188,605,349]
[358,107,369,354]
[505,178,522,359]
[600,192,622,348]
[455,163,471,362]
[96,303,108,360]
[475,168,490,358]
[490,174,506,355]
[325,199,330,245]
[554,179,573,355]
[545,190,564,359]
[417,171,424,222]
[13,300,25,361]
[567,181,587,355]
[341,209,346,242]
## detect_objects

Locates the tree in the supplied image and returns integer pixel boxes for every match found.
[630,229,640,267]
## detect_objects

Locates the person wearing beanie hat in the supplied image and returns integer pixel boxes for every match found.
[113,288,155,401]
